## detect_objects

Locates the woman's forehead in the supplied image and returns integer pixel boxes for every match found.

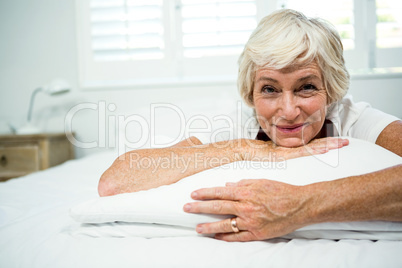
[255,62,322,81]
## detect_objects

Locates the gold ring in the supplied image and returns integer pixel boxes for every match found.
[230,217,240,233]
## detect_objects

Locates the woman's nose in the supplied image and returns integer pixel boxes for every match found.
[277,94,300,121]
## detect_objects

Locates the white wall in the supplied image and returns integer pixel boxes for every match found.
[0,0,401,158]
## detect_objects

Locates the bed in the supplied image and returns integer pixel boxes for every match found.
[1,135,402,267]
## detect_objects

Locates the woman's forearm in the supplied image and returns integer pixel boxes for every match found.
[98,137,347,196]
[98,139,252,196]
[302,164,402,225]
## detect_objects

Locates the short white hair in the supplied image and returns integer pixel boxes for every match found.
[238,9,350,106]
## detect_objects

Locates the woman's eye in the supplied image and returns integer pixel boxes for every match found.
[301,84,317,91]
[262,86,277,94]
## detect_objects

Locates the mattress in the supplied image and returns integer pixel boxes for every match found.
[0,138,402,268]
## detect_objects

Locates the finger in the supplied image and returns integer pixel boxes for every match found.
[301,145,329,156]
[196,217,244,234]
[302,138,347,156]
[215,231,257,242]
[281,143,327,159]
[315,137,348,148]
[324,137,349,149]
[225,179,256,187]
[191,186,239,201]
[235,179,256,187]
[183,200,237,215]
[341,138,349,146]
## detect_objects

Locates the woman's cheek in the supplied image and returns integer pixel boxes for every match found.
[302,96,327,121]
[305,107,325,123]
[255,98,276,118]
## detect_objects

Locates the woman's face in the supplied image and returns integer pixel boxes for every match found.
[253,63,327,147]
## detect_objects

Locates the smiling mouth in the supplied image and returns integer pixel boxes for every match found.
[275,123,307,134]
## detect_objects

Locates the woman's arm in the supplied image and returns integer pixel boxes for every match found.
[184,164,402,242]
[98,137,348,196]
[98,137,243,196]
[170,136,204,148]
[307,164,402,223]
[184,122,402,241]
[376,120,402,157]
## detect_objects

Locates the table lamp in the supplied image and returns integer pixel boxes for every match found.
[17,79,71,135]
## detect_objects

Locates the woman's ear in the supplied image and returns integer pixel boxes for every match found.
[249,95,255,107]
[247,90,255,107]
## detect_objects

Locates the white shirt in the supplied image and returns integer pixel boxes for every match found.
[326,95,399,143]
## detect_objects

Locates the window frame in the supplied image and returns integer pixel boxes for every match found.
[76,0,269,90]
[346,0,402,69]
[76,0,179,89]
[75,0,402,91]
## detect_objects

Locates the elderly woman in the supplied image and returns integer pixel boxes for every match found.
[99,9,402,241]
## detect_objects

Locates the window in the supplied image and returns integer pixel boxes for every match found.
[76,0,402,89]
[376,0,402,67]
[76,0,266,89]
[90,0,165,61]
[282,0,402,69]
[181,0,258,58]
[281,0,355,50]
[376,0,402,49]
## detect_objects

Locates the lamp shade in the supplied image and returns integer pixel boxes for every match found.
[16,79,71,135]
[43,79,71,95]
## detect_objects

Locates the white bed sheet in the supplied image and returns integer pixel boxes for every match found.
[1,143,402,268]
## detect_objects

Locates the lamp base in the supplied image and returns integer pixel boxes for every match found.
[17,123,42,135]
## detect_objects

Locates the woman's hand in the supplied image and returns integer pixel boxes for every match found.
[241,137,349,162]
[183,179,313,241]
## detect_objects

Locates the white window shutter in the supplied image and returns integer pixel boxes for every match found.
[283,0,355,50]
[90,0,165,61]
[180,0,258,58]
[376,0,402,49]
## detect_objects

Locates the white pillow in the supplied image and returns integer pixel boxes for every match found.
[70,138,402,239]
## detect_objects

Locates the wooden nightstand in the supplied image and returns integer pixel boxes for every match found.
[0,133,74,181]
